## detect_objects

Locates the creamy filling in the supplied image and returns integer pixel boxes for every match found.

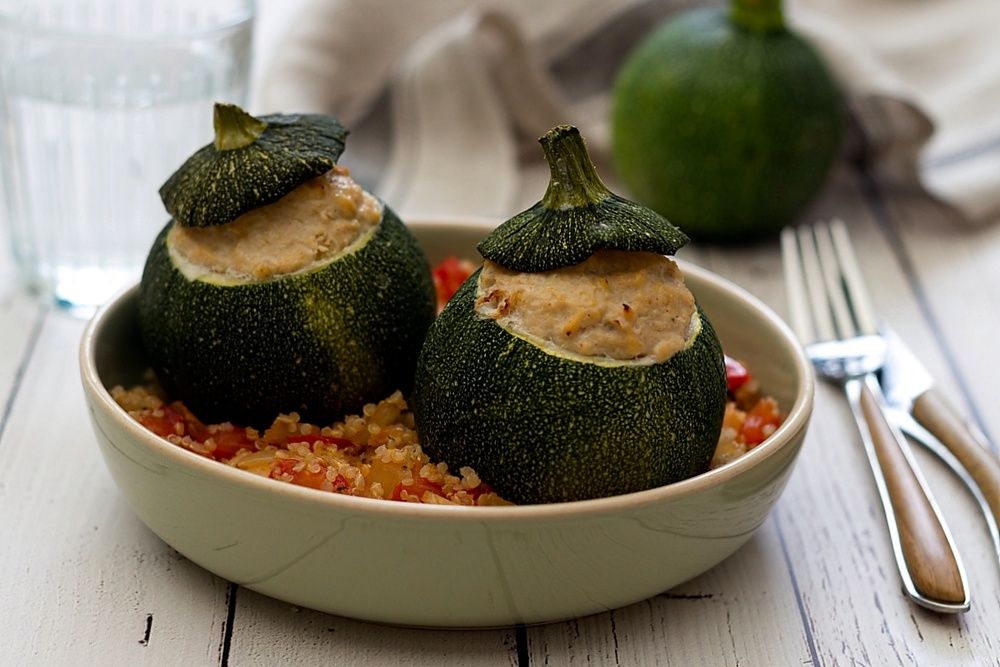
[475,250,698,364]
[168,165,383,284]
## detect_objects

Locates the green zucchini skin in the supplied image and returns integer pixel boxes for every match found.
[138,206,435,428]
[160,109,348,229]
[477,197,689,273]
[611,8,843,241]
[412,271,727,504]
[477,126,689,273]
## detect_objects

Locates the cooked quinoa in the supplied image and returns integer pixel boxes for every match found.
[112,381,511,506]
[113,369,780,503]
[115,257,781,503]
[710,373,783,469]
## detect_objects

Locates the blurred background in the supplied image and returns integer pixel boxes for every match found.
[2,0,999,311]
[253,0,1000,229]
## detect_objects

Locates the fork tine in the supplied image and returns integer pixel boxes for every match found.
[797,225,837,342]
[814,221,855,338]
[780,227,815,344]
[830,219,879,335]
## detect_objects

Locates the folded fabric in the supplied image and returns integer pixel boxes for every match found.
[259,0,1000,225]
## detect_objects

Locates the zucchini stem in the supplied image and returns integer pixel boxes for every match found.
[213,103,268,151]
[540,125,611,210]
[729,0,784,32]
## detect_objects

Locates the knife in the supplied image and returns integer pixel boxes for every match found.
[880,327,1000,566]
[886,404,1000,571]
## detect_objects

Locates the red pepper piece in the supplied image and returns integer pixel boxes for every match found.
[739,398,783,447]
[432,256,474,310]
[725,355,751,393]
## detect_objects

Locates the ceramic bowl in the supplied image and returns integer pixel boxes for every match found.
[80,217,814,628]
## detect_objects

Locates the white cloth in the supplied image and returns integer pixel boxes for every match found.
[259,0,1000,225]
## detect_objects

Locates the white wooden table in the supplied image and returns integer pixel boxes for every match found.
[2,164,999,665]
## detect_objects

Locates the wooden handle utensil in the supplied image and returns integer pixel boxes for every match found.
[859,383,967,606]
[913,389,1000,536]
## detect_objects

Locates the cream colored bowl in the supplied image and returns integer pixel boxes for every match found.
[80,217,814,628]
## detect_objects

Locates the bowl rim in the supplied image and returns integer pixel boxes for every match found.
[80,216,814,524]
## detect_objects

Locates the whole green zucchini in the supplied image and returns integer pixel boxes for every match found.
[611,0,844,241]
[139,104,435,427]
[413,126,726,504]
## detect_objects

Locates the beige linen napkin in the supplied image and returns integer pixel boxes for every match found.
[259,0,1000,225]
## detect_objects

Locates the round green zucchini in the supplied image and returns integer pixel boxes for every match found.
[160,103,349,229]
[412,126,726,504]
[415,274,725,504]
[139,206,435,428]
[140,104,435,428]
[611,0,843,241]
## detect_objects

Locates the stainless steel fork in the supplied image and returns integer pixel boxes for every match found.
[781,220,970,614]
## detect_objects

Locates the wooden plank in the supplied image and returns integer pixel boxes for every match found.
[766,174,1000,666]
[226,588,519,665]
[0,294,43,429]
[872,181,1000,452]
[866,179,1000,663]
[0,230,45,419]
[0,313,230,665]
[773,382,1000,666]
[526,519,812,666]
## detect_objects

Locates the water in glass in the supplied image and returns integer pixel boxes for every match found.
[0,0,253,313]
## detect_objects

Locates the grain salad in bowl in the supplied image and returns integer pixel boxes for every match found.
[81,217,814,627]
[111,384,511,506]
[116,116,784,507]
[111,259,781,505]
[80,112,812,626]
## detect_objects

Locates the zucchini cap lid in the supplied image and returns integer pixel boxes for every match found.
[160,103,349,228]
[477,125,689,272]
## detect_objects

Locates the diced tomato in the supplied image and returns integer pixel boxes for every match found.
[725,355,751,393]
[138,400,251,460]
[270,458,330,490]
[432,256,474,310]
[137,401,209,441]
[294,468,331,490]
[391,477,445,501]
[137,404,186,439]
[331,474,351,492]
[206,427,255,460]
[739,398,783,447]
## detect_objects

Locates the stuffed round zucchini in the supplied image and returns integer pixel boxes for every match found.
[412,126,726,504]
[139,104,436,428]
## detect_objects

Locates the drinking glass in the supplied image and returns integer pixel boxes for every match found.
[0,0,254,314]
